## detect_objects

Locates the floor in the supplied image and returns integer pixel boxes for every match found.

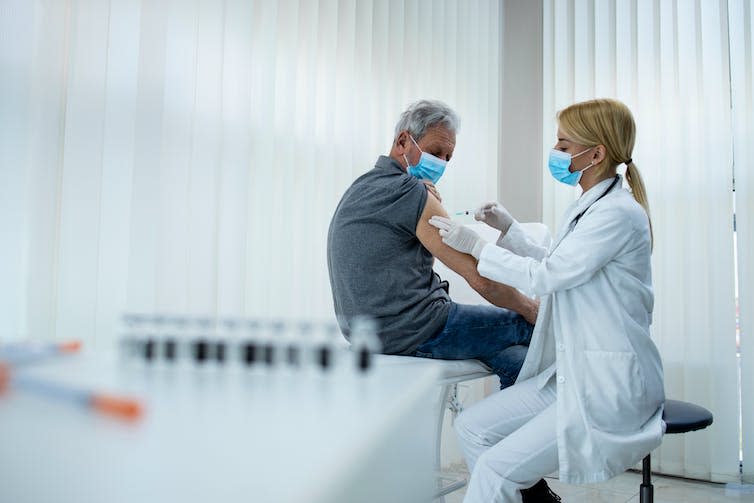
[441,469,754,502]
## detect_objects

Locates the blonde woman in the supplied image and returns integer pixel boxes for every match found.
[429,99,665,503]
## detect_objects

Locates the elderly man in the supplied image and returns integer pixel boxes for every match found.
[328,100,562,501]
[327,99,543,390]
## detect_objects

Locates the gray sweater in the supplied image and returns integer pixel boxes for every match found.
[327,156,451,355]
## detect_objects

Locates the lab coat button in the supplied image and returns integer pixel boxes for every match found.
[557,376,565,384]
[557,343,565,352]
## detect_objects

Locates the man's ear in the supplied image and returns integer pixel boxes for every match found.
[395,130,410,153]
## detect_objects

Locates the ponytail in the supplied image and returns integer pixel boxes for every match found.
[625,161,653,250]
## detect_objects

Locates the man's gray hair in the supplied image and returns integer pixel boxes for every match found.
[394,99,460,140]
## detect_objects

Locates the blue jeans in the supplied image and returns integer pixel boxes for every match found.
[412,303,534,388]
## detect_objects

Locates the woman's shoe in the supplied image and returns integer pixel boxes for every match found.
[520,478,562,502]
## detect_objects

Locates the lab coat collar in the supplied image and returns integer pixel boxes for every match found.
[579,174,623,204]
[551,175,623,251]
[568,175,622,223]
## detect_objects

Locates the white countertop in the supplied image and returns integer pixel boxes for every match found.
[0,351,441,503]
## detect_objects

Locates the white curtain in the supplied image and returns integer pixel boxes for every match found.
[730,0,754,485]
[0,0,502,347]
[543,0,741,483]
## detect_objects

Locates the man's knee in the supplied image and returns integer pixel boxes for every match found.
[490,345,528,388]
[500,344,528,366]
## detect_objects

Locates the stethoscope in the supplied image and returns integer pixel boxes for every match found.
[549,175,621,255]
[569,175,621,229]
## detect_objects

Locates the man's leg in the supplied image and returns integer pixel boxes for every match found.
[413,303,533,387]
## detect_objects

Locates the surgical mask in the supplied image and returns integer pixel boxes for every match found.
[404,135,447,184]
[548,147,594,186]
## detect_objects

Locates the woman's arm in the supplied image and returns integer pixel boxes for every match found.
[496,221,549,261]
[477,205,645,297]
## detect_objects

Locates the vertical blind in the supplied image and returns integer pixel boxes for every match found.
[0,0,502,347]
[730,0,754,485]
[543,0,750,483]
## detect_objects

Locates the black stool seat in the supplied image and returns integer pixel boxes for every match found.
[662,399,714,434]
[640,399,714,503]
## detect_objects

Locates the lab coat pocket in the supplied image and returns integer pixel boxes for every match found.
[583,350,645,433]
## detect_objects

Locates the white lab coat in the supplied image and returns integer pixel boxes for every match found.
[476,175,665,484]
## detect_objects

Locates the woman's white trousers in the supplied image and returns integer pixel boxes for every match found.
[454,376,558,503]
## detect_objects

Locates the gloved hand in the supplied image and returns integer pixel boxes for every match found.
[474,202,514,234]
[428,216,488,259]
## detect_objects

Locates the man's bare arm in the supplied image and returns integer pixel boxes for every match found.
[416,193,539,324]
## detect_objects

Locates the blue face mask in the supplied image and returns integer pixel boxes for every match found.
[547,147,594,186]
[404,135,447,184]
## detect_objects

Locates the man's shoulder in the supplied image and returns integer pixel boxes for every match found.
[349,161,424,198]
[332,167,428,235]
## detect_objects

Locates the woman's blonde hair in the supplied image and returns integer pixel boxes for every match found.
[557,98,653,246]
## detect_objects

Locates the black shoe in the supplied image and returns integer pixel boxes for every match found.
[520,478,561,502]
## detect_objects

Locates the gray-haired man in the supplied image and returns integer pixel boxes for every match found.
[327,99,541,390]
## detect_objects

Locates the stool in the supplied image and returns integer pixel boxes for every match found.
[640,399,714,503]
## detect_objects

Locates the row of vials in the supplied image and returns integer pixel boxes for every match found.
[119,314,383,372]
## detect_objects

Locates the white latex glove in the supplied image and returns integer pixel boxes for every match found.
[474,202,514,234]
[428,216,488,259]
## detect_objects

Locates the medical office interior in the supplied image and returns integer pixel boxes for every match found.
[0,0,753,502]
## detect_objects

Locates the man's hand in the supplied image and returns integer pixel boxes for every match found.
[422,180,442,202]
[521,297,540,325]
[428,216,487,259]
[474,202,514,234]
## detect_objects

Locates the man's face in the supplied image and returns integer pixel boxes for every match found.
[406,126,456,166]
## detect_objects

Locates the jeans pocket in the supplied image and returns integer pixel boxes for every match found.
[518,319,535,345]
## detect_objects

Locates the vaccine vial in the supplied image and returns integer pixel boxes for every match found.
[217,317,241,366]
[190,317,214,365]
[281,321,303,369]
[260,320,278,368]
[349,316,382,372]
[164,314,189,363]
[241,320,261,367]
[119,313,147,360]
[145,313,168,362]
[307,321,340,373]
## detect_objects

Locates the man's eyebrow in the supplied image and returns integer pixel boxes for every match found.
[557,137,570,142]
